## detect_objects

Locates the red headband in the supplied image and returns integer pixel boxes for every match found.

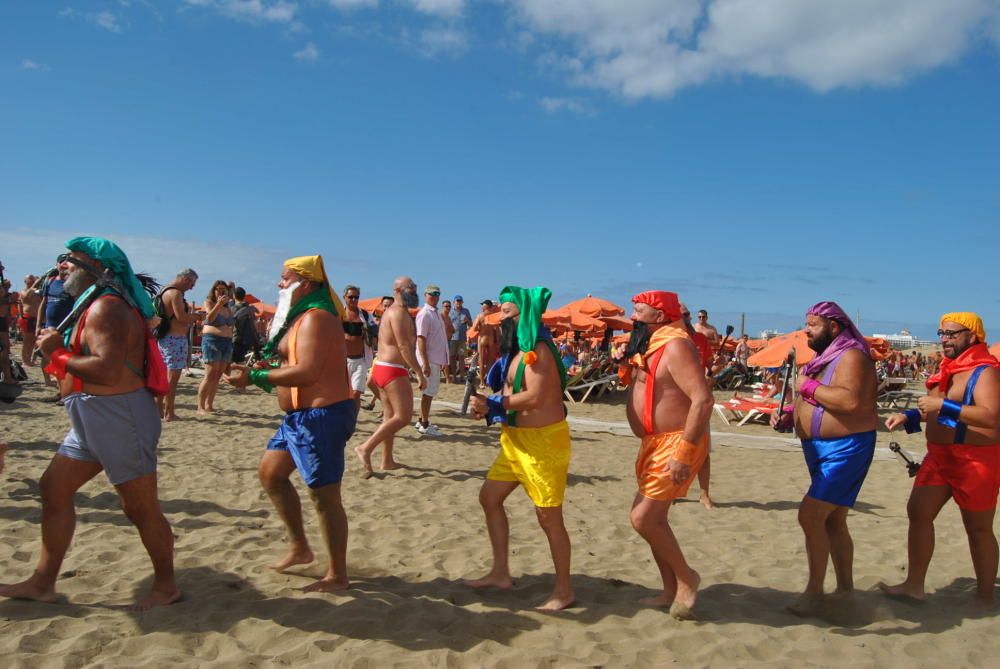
[632,291,681,321]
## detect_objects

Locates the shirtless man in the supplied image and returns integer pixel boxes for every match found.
[466,285,575,611]
[626,291,712,619]
[342,285,375,415]
[681,303,715,509]
[156,269,199,421]
[19,275,42,367]
[694,309,720,347]
[0,237,179,610]
[354,277,426,476]
[226,255,355,592]
[771,301,877,617]
[473,299,499,386]
[880,312,1000,606]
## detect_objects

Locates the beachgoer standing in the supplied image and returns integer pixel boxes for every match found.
[197,280,234,415]
[342,285,376,415]
[465,286,575,611]
[354,277,426,476]
[771,301,877,617]
[415,284,449,436]
[694,309,720,346]
[18,275,41,367]
[681,303,715,509]
[0,237,179,610]
[231,287,260,363]
[226,255,355,592]
[473,300,499,388]
[625,291,712,619]
[449,295,472,382]
[156,269,199,421]
[879,312,1000,605]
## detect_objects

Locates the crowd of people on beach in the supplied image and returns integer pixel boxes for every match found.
[1,239,999,622]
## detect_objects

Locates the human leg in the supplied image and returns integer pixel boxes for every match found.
[464,479,519,589]
[878,484,951,601]
[303,483,350,592]
[960,506,998,604]
[796,495,840,595]
[160,369,182,420]
[825,505,854,593]
[355,377,411,474]
[630,494,699,614]
[697,453,714,509]
[116,473,181,610]
[0,455,102,602]
[259,449,314,570]
[534,505,575,610]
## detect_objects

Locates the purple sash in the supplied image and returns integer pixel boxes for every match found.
[809,352,845,437]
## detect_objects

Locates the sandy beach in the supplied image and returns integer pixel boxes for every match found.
[2,369,999,668]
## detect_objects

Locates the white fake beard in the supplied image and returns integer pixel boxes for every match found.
[267,282,301,341]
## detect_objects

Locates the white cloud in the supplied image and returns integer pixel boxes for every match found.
[539,96,594,115]
[184,0,298,25]
[505,0,1000,98]
[20,59,48,71]
[58,7,125,33]
[407,0,464,18]
[418,25,468,57]
[293,41,319,61]
[327,0,378,9]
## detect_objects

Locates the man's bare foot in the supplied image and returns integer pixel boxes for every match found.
[786,592,827,618]
[639,590,676,608]
[196,409,212,416]
[302,578,349,593]
[126,588,182,612]
[0,442,7,475]
[699,491,714,510]
[381,461,404,471]
[877,581,925,603]
[354,445,373,477]
[536,590,575,611]
[164,414,180,422]
[269,548,315,572]
[0,578,59,603]
[670,569,700,620]
[463,573,514,590]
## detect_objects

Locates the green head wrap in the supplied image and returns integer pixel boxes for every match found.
[65,236,155,319]
[498,285,552,354]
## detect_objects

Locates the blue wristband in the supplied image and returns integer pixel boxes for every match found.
[487,393,507,425]
[903,409,922,434]
[937,399,962,428]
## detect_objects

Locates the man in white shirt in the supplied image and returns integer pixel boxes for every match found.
[415,284,449,436]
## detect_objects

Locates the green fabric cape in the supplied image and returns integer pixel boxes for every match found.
[65,237,155,319]
[261,287,339,360]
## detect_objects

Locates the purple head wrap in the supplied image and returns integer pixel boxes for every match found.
[801,301,870,376]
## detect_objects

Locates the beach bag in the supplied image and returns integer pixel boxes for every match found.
[144,331,169,396]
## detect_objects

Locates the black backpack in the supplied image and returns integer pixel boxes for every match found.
[152,286,180,339]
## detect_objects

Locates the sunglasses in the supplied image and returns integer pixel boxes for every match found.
[427,291,441,297]
[346,295,359,300]
[938,328,970,339]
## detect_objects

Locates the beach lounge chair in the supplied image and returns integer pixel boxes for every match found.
[714,395,779,426]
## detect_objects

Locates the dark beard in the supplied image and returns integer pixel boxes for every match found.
[499,317,519,356]
[807,326,834,353]
[626,321,651,357]
[401,290,419,308]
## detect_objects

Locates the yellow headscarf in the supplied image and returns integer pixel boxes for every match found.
[940,312,986,342]
[283,255,344,317]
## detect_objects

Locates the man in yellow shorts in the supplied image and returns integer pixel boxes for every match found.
[624,290,713,619]
[467,285,573,611]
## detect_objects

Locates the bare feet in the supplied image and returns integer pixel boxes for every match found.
[0,577,59,603]
[126,588,182,612]
[463,573,514,590]
[196,409,212,416]
[354,445,373,478]
[536,590,576,611]
[302,578,349,593]
[699,491,714,510]
[381,461,404,471]
[269,547,315,572]
[877,581,925,603]
[163,414,180,422]
[786,592,827,618]
[670,569,700,620]
[639,590,676,608]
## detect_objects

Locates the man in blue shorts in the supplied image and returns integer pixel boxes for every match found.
[226,255,356,593]
[772,301,877,617]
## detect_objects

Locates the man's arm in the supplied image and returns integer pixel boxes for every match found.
[262,311,334,387]
[40,299,130,386]
[917,367,1000,430]
[800,350,871,413]
[664,339,713,444]
[166,291,198,326]
[392,310,425,381]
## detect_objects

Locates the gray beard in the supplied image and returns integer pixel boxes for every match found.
[63,270,89,297]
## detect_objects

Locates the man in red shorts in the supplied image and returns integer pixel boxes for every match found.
[880,311,1000,605]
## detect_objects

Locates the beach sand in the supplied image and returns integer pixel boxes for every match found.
[2,369,999,667]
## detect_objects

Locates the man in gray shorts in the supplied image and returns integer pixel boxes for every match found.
[0,236,180,611]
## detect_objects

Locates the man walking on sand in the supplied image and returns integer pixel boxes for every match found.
[226,255,356,593]
[624,291,712,619]
[156,268,199,421]
[0,237,179,611]
[466,285,575,611]
[354,277,426,477]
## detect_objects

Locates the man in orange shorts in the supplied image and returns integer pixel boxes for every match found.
[880,312,1000,605]
[624,290,713,619]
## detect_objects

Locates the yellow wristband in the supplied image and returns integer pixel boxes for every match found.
[673,439,702,466]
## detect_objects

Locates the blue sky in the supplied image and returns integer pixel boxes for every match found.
[3,1,999,339]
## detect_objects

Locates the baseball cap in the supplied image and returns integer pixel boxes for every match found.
[481,299,494,307]
[425,284,441,294]
[454,295,463,301]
